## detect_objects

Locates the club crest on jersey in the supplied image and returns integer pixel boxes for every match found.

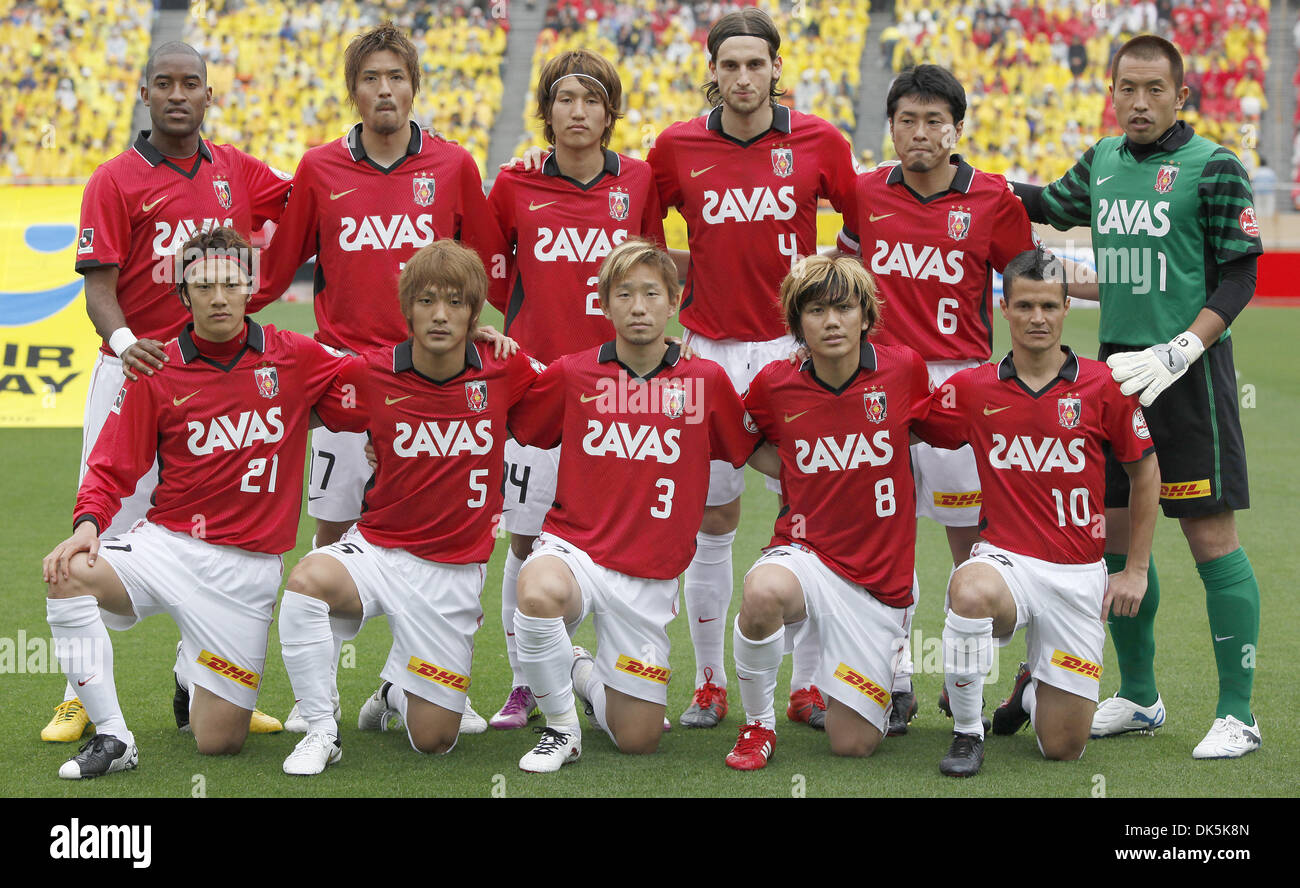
[771,146,794,178]
[662,381,686,420]
[608,188,630,221]
[413,175,436,207]
[77,228,94,254]
[1154,164,1179,194]
[864,389,887,423]
[212,178,232,210]
[465,380,487,412]
[1239,206,1260,238]
[1057,396,1081,430]
[254,365,279,400]
[947,207,971,241]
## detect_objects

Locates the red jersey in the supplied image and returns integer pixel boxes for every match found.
[488,149,665,363]
[744,344,932,607]
[648,105,859,342]
[838,157,1037,362]
[76,132,292,355]
[76,321,360,555]
[339,341,542,563]
[509,342,760,579]
[916,349,1155,564]
[253,122,497,352]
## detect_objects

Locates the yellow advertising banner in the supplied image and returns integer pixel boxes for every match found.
[0,185,99,427]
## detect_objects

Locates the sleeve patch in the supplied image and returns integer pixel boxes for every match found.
[1238,207,1260,238]
[1132,407,1150,440]
[111,383,127,414]
[78,228,94,254]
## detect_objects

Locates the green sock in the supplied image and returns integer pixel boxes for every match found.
[1199,548,1259,722]
[1103,552,1160,707]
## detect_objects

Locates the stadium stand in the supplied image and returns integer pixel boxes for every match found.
[183,0,507,178]
[0,0,153,181]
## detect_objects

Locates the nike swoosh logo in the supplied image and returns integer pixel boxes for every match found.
[330,188,358,200]
[1096,175,1114,185]
[173,390,201,406]
[141,197,165,212]
[954,680,974,688]
[535,692,550,699]
[690,165,717,178]
[697,617,717,623]
[385,394,413,405]
[784,410,810,423]
[983,405,1011,415]
[579,393,602,403]
[78,675,97,687]
[869,212,896,222]
[308,495,324,502]
[1214,634,1234,642]
[529,200,558,211]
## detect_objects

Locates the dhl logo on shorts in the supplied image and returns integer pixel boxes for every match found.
[833,663,890,709]
[1050,649,1102,681]
[196,650,260,690]
[615,655,671,685]
[1160,480,1211,500]
[406,657,469,691]
[933,490,982,509]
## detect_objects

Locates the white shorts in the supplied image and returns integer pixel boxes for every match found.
[749,545,907,732]
[308,427,371,523]
[526,533,678,705]
[964,542,1107,702]
[914,359,982,527]
[501,440,561,537]
[313,527,486,712]
[683,330,794,504]
[82,353,157,537]
[97,521,283,710]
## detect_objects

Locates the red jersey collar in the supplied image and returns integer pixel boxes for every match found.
[597,340,682,380]
[179,319,266,364]
[885,154,975,194]
[705,102,792,139]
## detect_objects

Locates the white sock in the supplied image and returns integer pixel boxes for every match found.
[513,611,579,733]
[279,591,339,735]
[63,682,77,703]
[684,530,735,688]
[789,618,821,692]
[892,572,919,693]
[1023,680,1038,730]
[733,617,783,730]
[501,549,525,686]
[943,610,994,739]
[46,596,132,748]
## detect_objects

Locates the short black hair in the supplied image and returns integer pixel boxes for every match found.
[144,41,207,84]
[1111,34,1184,91]
[1002,246,1067,302]
[886,64,966,124]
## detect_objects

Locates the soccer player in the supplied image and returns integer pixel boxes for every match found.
[724,255,933,771]
[42,228,360,779]
[506,239,762,772]
[251,23,498,733]
[916,248,1158,777]
[646,7,860,730]
[836,65,1041,735]
[277,240,541,775]
[46,40,292,743]
[1014,36,1264,758]
[485,50,665,730]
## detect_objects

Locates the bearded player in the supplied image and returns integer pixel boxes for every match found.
[252,23,499,734]
[506,239,763,772]
[484,50,665,730]
[42,228,361,779]
[46,41,293,743]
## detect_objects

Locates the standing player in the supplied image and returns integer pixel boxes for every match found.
[1015,36,1264,757]
[252,23,499,733]
[506,239,762,772]
[42,228,360,779]
[725,255,933,771]
[485,50,665,730]
[917,248,1159,777]
[836,65,1040,735]
[277,241,541,774]
[646,7,860,729]
[45,41,292,743]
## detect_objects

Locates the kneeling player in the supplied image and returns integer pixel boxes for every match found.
[917,248,1158,777]
[725,255,933,770]
[278,241,541,775]
[506,238,762,772]
[42,228,360,779]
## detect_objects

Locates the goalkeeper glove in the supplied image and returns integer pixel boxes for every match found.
[1106,331,1205,406]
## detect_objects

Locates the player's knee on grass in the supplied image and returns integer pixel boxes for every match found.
[190,687,250,756]
[826,699,882,757]
[700,498,741,535]
[405,693,460,755]
[605,688,664,754]
[1032,682,1091,761]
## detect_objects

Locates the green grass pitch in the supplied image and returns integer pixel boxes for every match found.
[1,302,1296,798]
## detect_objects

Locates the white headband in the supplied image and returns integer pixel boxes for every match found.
[549,72,609,99]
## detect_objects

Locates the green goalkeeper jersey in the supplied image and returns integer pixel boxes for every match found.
[1040,125,1262,346]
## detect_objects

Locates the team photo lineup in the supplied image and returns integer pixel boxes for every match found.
[10,0,1279,803]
